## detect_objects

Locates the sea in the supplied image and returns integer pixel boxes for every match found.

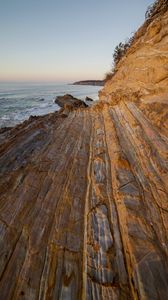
[0,82,101,128]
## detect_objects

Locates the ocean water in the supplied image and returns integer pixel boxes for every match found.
[0,82,101,128]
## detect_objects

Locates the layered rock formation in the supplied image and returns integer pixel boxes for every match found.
[0,2,168,300]
[100,7,168,101]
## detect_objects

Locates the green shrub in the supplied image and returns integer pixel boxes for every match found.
[145,0,168,20]
[104,71,114,83]
[104,0,167,83]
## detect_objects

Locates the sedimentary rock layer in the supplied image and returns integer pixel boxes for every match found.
[0,96,168,299]
[100,9,168,101]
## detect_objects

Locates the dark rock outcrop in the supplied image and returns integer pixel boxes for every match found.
[55,94,88,109]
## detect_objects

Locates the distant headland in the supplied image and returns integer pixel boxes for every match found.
[72,80,104,86]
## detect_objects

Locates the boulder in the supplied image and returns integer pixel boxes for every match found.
[55,94,88,109]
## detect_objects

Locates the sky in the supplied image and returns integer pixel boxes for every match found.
[0,0,153,83]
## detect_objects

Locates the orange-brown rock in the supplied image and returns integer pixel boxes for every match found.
[0,2,168,300]
[99,8,168,102]
[0,99,168,300]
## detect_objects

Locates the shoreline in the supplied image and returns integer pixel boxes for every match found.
[0,83,100,128]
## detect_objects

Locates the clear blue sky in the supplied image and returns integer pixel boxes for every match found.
[0,0,153,82]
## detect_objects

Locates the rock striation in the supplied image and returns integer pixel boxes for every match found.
[99,8,168,102]
[0,2,168,300]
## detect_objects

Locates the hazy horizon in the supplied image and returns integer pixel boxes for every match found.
[1,0,153,82]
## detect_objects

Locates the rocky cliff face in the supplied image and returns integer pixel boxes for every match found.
[100,9,168,102]
[0,3,168,300]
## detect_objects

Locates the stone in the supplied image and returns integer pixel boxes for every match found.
[54,94,88,109]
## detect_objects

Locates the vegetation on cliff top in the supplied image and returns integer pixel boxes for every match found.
[104,0,168,83]
[145,0,167,19]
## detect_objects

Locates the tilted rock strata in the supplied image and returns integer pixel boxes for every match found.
[0,3,168,299]
[0,97,168,299]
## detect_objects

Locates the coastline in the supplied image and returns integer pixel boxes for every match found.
[0,83,101,128]
[72,80,104,86]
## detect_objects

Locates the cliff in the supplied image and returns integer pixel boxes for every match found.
[0,2,168,300]
[100,6,168,102]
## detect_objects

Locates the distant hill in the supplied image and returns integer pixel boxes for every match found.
[73,80,104,86]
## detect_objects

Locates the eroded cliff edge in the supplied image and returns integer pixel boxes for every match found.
[0,3,168,300]
[100,7,168,101]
